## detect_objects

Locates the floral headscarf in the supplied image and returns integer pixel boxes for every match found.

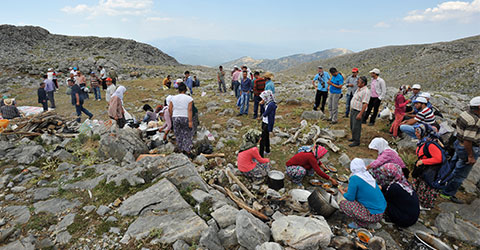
[239,129,262,152]
[375,163,414,195]
[414,123,439,146]
[260,90,275,105]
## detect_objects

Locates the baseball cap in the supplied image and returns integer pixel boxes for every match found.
[412,84,421,89]
[352,68,359,72]
[469,96,480,106]
[419,92,431,99]
[48,68,53,71]
[106,77,112,81]
[369,68,380,74]
[318,66,323,69]
[413,97,428,104]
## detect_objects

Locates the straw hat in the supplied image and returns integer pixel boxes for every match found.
[4,98,13,106]
[263,72,274,80]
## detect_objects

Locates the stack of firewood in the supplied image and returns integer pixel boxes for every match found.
[3,111,77,136]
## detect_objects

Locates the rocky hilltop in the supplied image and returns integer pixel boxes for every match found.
[0,25,179,77]
[280,35,480,95]
[221,48,352,72]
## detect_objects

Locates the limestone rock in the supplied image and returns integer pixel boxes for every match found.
[99,127,148,162]
[255,242,284,250]
[199,226,224,250]
[2,205,30,225]
[235,210,271,250]
[271,215,332,249]
[33,198,81,215]
[435,212,480,246]
[301,111,324,120]
[211,205,239,229]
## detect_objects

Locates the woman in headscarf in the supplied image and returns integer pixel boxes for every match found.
[259,90,277,157]
[366,137,408,177]
[377,163,420,227]
[237,129,271,182]
[158,95,173,142]
[285,145,338,186]
[411,123,443,210]
[338,158,386,229]
[169,83,194,157]
[108,85,126,128]
[0,98,21,120]
[390,85,411,137]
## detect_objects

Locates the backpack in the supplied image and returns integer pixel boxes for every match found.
[417,140,455,189]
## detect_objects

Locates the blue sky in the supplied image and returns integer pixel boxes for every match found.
[1,0,480,55]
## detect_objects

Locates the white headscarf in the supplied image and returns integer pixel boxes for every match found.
[368,137,393,155]
[166,95,173,106]
[350,158,377,188]
[112,86,126,100]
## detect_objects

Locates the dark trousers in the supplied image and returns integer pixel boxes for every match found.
[233,81,240,98]
[345,94,353,116]
[75,103,93,122]
[102,79,107,90]
[218,80,226,92]
[350,109,362,144]
[46,91,55,108]
[41,101,48,112]
[260,122,270,157]
[314,90,328,112]
[363,97,381,124]
[443,140,479,196]
[253,95,265,118]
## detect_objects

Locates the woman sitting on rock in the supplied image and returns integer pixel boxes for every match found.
[108,86,126,128]
[142,104,158,123]
[169,83,194,158]
[411,123,443,210]
[366,137,408,177]
[285,145,338,186]
[237,129,271,183]
[158,96,172,142]
[376,163,420,227]
[339,158,386,229]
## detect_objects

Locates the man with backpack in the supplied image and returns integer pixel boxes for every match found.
[440,96,480,204]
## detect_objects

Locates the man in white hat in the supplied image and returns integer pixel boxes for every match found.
[362,68,386,126]
[410,84,422,102]
[400,96,436,138]
[440,96,480,204]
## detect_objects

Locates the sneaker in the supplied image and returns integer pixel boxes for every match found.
[236,113,242,116]
[349,142,360,147]
[348,222,359,229]
[264,151,270,156]
[348,138,354,142]
[368,123,375,126]
[313,107,318,111]
[331,121,338,124]
[440,194,465,204]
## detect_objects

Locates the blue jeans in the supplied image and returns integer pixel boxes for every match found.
[93,86,101,100]
[345,94,353,116]
[75,103,93,122]
[239,92,250,114]
[400,124,417,138]
[442,140,480,196]
[233,81,240,98]
[253,95,265,118]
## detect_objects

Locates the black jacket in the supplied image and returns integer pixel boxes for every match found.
[37,88,47,103]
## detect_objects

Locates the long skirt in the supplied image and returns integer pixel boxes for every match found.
[243,161,271,181]
[412,178,438,208]
[390,113,404,137]
[339,200,384,227]
[173,117,193,153]
[285,165,314,184]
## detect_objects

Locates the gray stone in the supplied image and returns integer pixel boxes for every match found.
[191,189,212,204]
[338,153,351,167]
[331,129,346,138]
[226,118,242,128]
[199,226,224,250]
[106,216,118,222]
[56,162,74,172]
[235,209,271,250]
[284,99,301,105]
[301,111,324,120]
[96,205,111,216]
[99,127,149,162]
[63,175,105,190]
[270,136,282,145]
[110,227,121,234]
[397,137,418,150]
[173,240,190,250]
[36,238,54,249]
[40,133,61,145]
[219,109,235,116]
[2,205,31,225]
[55,231,72,244]
[55,213,76,233]
[368,236,386,250]
[271,215,332,249]
[218,225,238,249]
[194,155,208,165]
[82,205,96,213]
[161,159,209,192]
[211,205,239,229]
[330,236,354,250]
[52,149,74,162]
[33,198,81,215]
[10,186,26,193]
[255,242,284,250]
[16,145,45,164]
[272,211,286,221]
[375,230,401,250]
[438,199,480,225]
[462,160,480,193]
[0,237,35,250]
[435,212,480,246]
[0,227,16,243]
[121,179,208,244]
[404,221,435,235]
[33,187,56,201]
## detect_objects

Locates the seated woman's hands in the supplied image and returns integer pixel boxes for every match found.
[330,178,339,187]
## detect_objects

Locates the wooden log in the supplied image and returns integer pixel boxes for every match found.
[226,169,256,200]
[213,185,268,221]
[201,153,225,158]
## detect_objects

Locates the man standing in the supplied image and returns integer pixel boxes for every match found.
[37,82,48,112]
[99,66,107,90]
[363,68,386,126]
[252,72,266,119]
[237,71,252,116]
[327,67,343,124]
[349,76,370,147]
[217,66,226,93]
[109,67,118,85]
[43,74,56,109]
[68,79,93,122]
[232,66,242,98]
[399,97,436,138]
[440,97,480,204]
[312,66,330,112]
[344,68,359,118]
[184,71,193,95]
[90,72,101,101]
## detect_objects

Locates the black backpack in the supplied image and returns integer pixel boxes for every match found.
[414,140,455,189]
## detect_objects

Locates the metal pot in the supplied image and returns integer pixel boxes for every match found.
[408,231,453,250]
[267,170,284,190]
[146,128,158,136]
[308,188,338,218]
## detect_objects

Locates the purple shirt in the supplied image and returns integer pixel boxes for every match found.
[44,79,55,92]
[369,149,406,169]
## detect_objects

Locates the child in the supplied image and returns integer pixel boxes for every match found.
[158,96,173,142]
[37,82,48,111]
[259,90,277,157]
[142,104,158,122]
[237,129,271,183]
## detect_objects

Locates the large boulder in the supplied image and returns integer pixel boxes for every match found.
[301,111,324,120]
[435,212,480,247]
[462,160,480,193]
[235,210,271,250]
[33,198,81,215]
[98,127,148,162]
[271,215,332,249]
[211,205,239,229]
[16,145,45,164]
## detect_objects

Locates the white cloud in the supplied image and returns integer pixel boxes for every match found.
[61,0,153,17]
[146,17,172,22]
[404,0,480,23]
[374,21,390,28]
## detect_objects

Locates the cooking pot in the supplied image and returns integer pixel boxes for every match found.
[268,170,284,190]
[308,188,338,218]
[146,128,158,136]
[408,231,453,250]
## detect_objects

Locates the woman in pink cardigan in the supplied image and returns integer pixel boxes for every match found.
[237,129,271,182]
[366,137,409,179]
[390,85,411,137]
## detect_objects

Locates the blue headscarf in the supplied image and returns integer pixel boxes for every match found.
[414,123,439,146]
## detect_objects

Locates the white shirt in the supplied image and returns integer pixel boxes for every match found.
[171,94,193,118]
[106,84,117,103]
[47,72,54,80]
[100,68,107,79]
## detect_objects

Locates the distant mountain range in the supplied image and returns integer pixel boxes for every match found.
[220,48,353,72]
[280,35,480,95]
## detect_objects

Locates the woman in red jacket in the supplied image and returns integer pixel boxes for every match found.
[390,85,411,137]
[411,123,443,210]
[285,145,338,186]
[237,129,271,182]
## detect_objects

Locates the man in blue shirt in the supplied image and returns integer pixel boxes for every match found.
[312,66,330,112]
[184,71,193,95]
[327,67,344,124]
[237,71,252,116]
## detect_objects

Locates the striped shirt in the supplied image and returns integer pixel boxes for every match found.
[351,86,370,111]
[456,110,480,146]
[414,107,435,125]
